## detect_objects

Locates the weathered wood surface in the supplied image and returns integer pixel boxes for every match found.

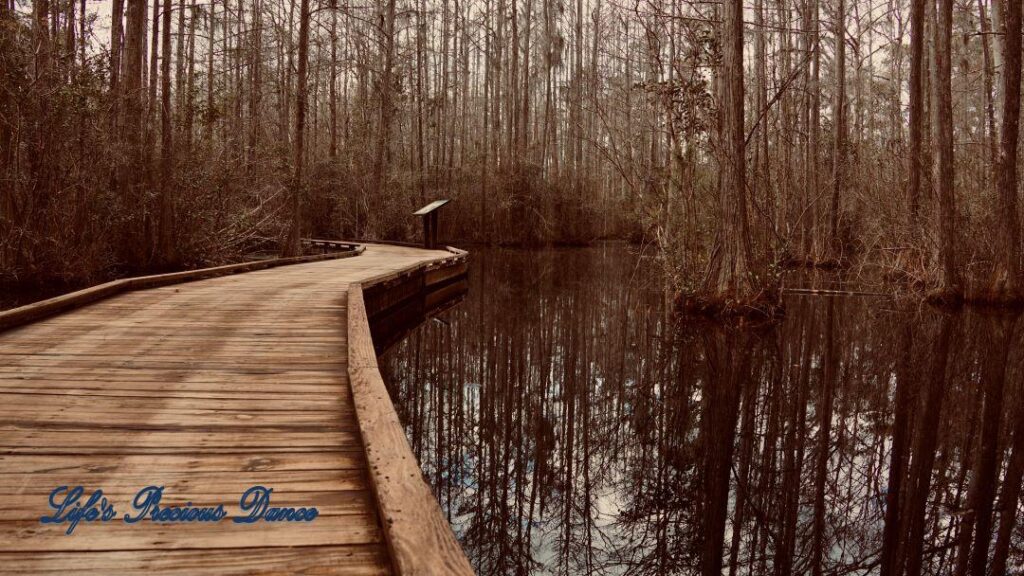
[348,286,474,576]
[0,243,471,575]
[0,243,364,332]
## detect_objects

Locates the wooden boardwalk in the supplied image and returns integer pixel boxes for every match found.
[0,244,473,575]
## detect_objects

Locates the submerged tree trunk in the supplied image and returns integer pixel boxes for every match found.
[880,321,915,576]
[811,300,837,575]
[965,317,1014,576]
[903,315,956,576]
[700,329,749,576]
[991,320,1024,576]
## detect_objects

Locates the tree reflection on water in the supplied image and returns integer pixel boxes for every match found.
[379,246,1024,576]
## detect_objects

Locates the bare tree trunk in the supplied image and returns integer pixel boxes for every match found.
[206,0,215,143]
[573,0,583,190]
[371,0,397,233]
[907,0,925,235]
[184,0,197,153]
[929,0,961,296]
[329,6,338,160]
[248,0,262,153]
[830,0,846,257]
[156,0,175,265]
[175,0,186,124]
[111,0,125,93]
[282,0,311,256]
[977,0,999,170]
[146,0,159,179]
[415,0,427,203]
[991,0,1021,297]
[124,0,146,264]
[802,0,821,259]
[709,0,755,302]
[482,0,492,237]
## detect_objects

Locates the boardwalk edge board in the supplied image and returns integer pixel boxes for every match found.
[348,247,475,576]
[0,242,364,333]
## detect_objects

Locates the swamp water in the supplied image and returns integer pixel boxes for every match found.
[380,245,1024,575]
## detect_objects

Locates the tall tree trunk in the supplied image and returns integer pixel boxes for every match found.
[329,5,338,160]
[146,0,159,182]
[371,0,397,234]
[907,0,925,235]
[111,0,125,94]
[157,0,175,265]
[830,0,846,257]
[930,0,961,296]
[977,0,999,170]
[249,0,262,153]
[415,0,427,203]
[206,0,215,142]
[124,0,146,264]
[991,0,1021,297]
[709,0,755,302]
[282,0,311,256]
[184,0,196,153]
[802,0,821,259]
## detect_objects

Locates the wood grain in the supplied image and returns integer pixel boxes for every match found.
[347,284,474,576]
[0,244,363,332]
[0,243,471,574]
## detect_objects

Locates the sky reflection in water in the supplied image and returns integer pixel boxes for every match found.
[380,245,1024,576]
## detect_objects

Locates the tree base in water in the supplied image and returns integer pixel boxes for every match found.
[924,287,964,308]
[778,255,843,271]
[961,288,1024,309]
[675,291,784,322]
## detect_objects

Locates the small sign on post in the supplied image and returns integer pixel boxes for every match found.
[413,199,450,249]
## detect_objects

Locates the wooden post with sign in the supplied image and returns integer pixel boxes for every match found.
[413,199,450,249]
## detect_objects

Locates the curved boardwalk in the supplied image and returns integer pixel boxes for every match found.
[0,244,471,575]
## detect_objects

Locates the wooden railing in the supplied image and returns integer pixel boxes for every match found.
[347,246,474,575]
[301,238,362,252]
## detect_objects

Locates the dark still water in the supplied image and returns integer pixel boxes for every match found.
[379,245,1024,575]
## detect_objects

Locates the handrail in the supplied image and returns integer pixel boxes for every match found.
[346,246,473,576]
[302,238,362,251]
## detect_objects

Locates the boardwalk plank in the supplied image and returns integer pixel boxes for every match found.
[0,243,469,574]
[1,545,391,575]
